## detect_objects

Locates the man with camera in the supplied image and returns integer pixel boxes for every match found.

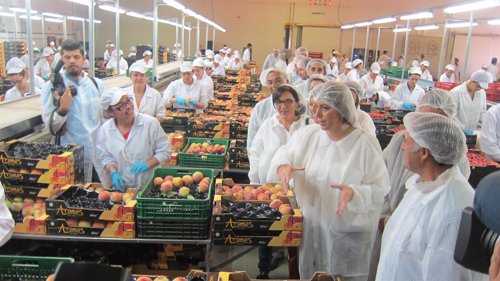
[41,39,105,183]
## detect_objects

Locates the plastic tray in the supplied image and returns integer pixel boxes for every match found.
[0,255,74,280]
[178,138,229,169]
[136,168,215,221]
[136,218,209,239]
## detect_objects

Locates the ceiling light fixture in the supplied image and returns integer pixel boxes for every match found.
[45,18,64,23]
[446,21,478,28]
[393,27,412,32]
[414,24,439,30]
[488,19,500,25]
[372,17,397,24]
[125,11,145,19]
[19,15,41,20]
[341,24,355,29]
[98,4,126,14]
[444,0,500,13]
[400,11,433,20]
[9,7,37,14]
[42,12,64,18]
[354,21,372,27]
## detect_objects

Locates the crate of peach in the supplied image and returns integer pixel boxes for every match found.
[178,138,229,169]
[136,168,215,221]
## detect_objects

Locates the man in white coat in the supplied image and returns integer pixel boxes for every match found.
[449,69,488,130]
[242,43,252,64]
[360,62,384,94]
[365,90,391,109]
[263,48,285,71]
[390,67,425,110]
[376,112,480,281]
[480,103,500,162]
[439,64,455,83]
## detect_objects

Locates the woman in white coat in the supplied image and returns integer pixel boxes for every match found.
[249,84,311,184]
[344,81,376,136]
[96,88,171,191]
[269,81,390,280]
[390,67,425,110]
[124,62,165,121]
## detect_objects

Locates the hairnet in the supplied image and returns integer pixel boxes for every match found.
[370,62,381,74]
[100,87,129,110]
[344,80,365,100]
[295,47,309,57]
[352,59,363,68]
[445,64,455,71]
[408,67,422,76]
[306,74,328,91]
[6,57,26,74]
[315,81,358,126]
[143,50,152,56]
[403,112,467,165]
[42,47,54,57]
[259,67,288,85]
[306,59,328,74]
[344,62,352,69]
[420,60,430,67]
[470,70,490,89]
[192,58,205,68]
[417,88,456,117]
[474,171,500,234]
[129,62,147,74]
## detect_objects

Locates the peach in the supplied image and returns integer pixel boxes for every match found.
[231,185,243,193]
[10,201,23,212]
[172,277,186,281]
[46,274,55,281]
[24,198,34,203]
[264,190,272,197]
[7,168,19,173]
[164,175,174,182]
[178,186,190,197]
[256,186,267,193]
[66,218,78,227]
[222,185,232,194]
[244,193,256,200]
[92,221,105,228]
[122,192,134,204]
[98,190,111,201]
[243,186,255,193]
[136,277,153,281]
[22,205,34,217]
[201,177,210,184]
[95,186,106,193]
[271,194,280,202]
[110,192,123,203]
[278,204,293,215]
[269,199,284,209]
[106,221,115,228]
[13,197,23,202]
[19,168,30,174]
[33,208,45,218]
[172,177,183,187]
[154,276,169,281]
[256,193,270,201]
[78,220,91,227]
[154,177,164,186]
[192,171,204,182]
[160,181,173,193]
[32,169,44,175]
[233,192,244,200]
[198,182,209,193]
[182,175,194,186]
[35,198,45,204]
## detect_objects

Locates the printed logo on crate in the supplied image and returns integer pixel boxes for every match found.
[0,165,80,185]
[47,219,135,238]
[213,229,302,246]
[228,158,249,169]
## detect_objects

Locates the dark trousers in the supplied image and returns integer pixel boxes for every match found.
[258,246,299,279]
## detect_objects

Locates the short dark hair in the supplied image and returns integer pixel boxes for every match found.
[383,50,389,54]
[247,43,252,47]
[61,40,84,56]
[272,84,305,116]
[492,57,498,65]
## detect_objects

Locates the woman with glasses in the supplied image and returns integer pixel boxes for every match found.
[269,81,390,280]
[96,88,171,192]
[3,62,40,102]
[124,62,165,122]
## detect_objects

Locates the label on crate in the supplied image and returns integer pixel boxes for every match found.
[228,159,250,169]
[213,230,302,246]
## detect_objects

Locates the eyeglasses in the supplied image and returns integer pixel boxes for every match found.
[111,98,131,112]
[274,98,295,107]
[266,77,283,86]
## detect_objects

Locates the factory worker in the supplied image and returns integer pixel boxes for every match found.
[242,43,252,63]
[263,48,285,71]
[211,58,226,77]
[368,89,471,280]
[138,50,153,68]
[365,90,391,109]
[6,57,45,89]
[482,65,495,83]
[376,112,480,281]
[214,49,226,63]
[305,74,328,116]
[360,62,384,94]
[377,50,391,70]
[449,69,488,130]
[205,50,215,62]
[96,88,171,191]
[339,53,349,73]
[247,68,288,150]
[106,49,128,75]
[345,58,363,82]
[397,55,404,67]
[226,53,244,71]
[344,81,376,136]
[487,57,497,81]
[327,56,339,78]
[163,61,208,113]
[224,48,233,66]
[128,46,137,58]
[390,67,425,110]
[419,60,433,81]
[0,182,14,247]
[337,62,352,83]
[296,59,329,99]
[34,47,55,81]
[123,62,165,121]
[439,64,455,83]
[269,81,390,280]
[287,47,309,84]
[193,58,214,100]
[173,43,183,61]
[4,60,41,102]
[292,57,312,86]
[480,103,500,162]
[103,43,115,63]
[204,61,214,77]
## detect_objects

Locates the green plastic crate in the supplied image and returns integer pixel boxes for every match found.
[137,218,209,239]
[0,255,74,280]
[178,138,229,169]
[137,167,215,221]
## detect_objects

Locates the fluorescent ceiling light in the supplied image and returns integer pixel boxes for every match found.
[68,0,90,6]
[9,7,37,14]
[400,12,433,20]
[354,21,372,27]
[393,27,412,32]
[415,24,439,30]
[0,12,14,17]
[67,16,85,21]
[45,18,64,23]
[125,11,145,19]
[488,19,500,25]
[444,0,500,13]
[163,0,185,10]
[372,17,396,24]
[42,12,64,18]
[341,24,355,29]
[446,21,478,28]
[19,15,41,20]
[98,4,126,14]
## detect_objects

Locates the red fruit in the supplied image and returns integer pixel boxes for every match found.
[66,218,78,227]
[98,190,111,201]
[256,193,269,201]
[160,181,173,193]
[164,175,174,182]
[78,220,91,227]
[232,185,243,193]
[154,276,168,281]
[233,192,244,200]
[31,169,43,175]
[182,175,194,185]
[244,193,256,200]
[110,192,123,203]
[92,221,105,228]
[278,204,293,215]
[153,177,164,186]
[269,199,284,209]
[198,182,209,193]
[136,277,153,281]
[192,171,204,182]
[106,221,115,228]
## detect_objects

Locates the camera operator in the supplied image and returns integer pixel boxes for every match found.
[41,39,105,183]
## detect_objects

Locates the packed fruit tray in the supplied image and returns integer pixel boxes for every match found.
[0,255,74,281]
[228,158,249,170]
[46,218,135,238]
[0,165,83,185]
[207,100,238,111]
[186,120,230,131]
[178,138,229,169]
[434,82,460,91]
[466,151,500,167]
[185,129,229,139]
[3,183,62,199]
[136,168,215,221]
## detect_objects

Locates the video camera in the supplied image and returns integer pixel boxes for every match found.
[51,59,76,106]
[454,171,500,274]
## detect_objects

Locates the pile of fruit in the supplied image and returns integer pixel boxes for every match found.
[59,218,113,229]
[220,183,286,201]
[6,167,44,174]
[58,186,134,210]
[135,276,186,281]
[185,142,226,155]
[6,196,46,223]
[7,142,73,159]
[222,198,293,220]
[148,171,210,199]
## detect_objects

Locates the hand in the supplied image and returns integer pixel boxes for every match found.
[131,161,149,174]
[111,171,124,192]
[277,165,304,193]
[402,102,415,111]
[57,87,74,115]
[490,241,500,281]
[331,184,354,215]
[175,97,186,106]
[189,98,198,106]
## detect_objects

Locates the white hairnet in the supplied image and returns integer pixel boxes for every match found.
[192,58,205,68]
[344,80,365,100]
[306,74,328,91]
[370,62,381,74]
[470,69,490,89]
[295,47,309,57]
[404,112,467,165]
[417,88,456,117]
[42,47,54,57]
[315,81,358,126]
[445,64,455,71]
[306,59,328,74]
[272,84,307,115]
[409,67,422,76]
[420,60,430,67]
[345,62,352,69]
[6,57,26,74]
[259,67,288,85]
[352,59,363,68]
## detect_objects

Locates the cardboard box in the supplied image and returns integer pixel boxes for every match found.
[0,165,82,185]
[3,183,63,199]
[213,229,301,246]
[187,120,230,131]
[185,129,229,139]
[46,219,135,238]
[13,214,47,235]
[228,158,249,170]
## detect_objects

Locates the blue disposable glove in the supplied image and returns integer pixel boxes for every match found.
[175,97,186,106]
[111,171,124,192]
[402,102,415,110]
[131,161,149,174]
[464,130,475,136]
[41,74,49,80]
[189,99,198,106]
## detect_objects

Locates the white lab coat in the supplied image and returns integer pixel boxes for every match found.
[0,182,14,247]
[162,78,208,113]
[4,84,41,102]
[420,69,433,81]
[439,73,455,83]
[346,68,361,82]
[175,49,183,61]
[124,85,166,118]
[487,64,497,81]
[33,75,45,89]
[197,72,215,100]
[103,50,112,63]
[269,126,390,280]
[449,82,486,130]
[485,71,494,84]
[360,74,384,96]
[480,104,500,162]
[212,64,226,76]
[138,58,153,68]
[337,72,348,83]
[327,64,339,78]
[295,82,309,99]
[357,109,376,137]
[370,91,391,109]
[106,57,129,75]
[247,97,276,150]
[242,48,251,63]
[34,58,51,78]
[249,114,311,184]
[96,113,171,189]
[376,166,481,281]
[227,59,243,71]
[263,54,283,70]
[390,82,425,109]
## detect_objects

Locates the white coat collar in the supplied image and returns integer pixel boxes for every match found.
[406,166,457,197]
[317,127,362,149]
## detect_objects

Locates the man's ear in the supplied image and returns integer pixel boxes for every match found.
[420,147,432,162]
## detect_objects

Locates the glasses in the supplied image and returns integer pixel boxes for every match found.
[111,98,131,112]
[274,98,295,107]
[266,77,284,86]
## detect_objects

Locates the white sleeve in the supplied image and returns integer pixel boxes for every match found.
[198,85,209,109]
[390,86,404,108]
[247,102,264,150]
[267,134,298,182]
[95,125,117,170]
[153,90,166,118]
[248,124,265,184]
[162,82,176,106]
[0,183,14,247]
[263,55,271,70]
[448,91,466,130]
[151,120,172,163]
[480,108,500,161]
